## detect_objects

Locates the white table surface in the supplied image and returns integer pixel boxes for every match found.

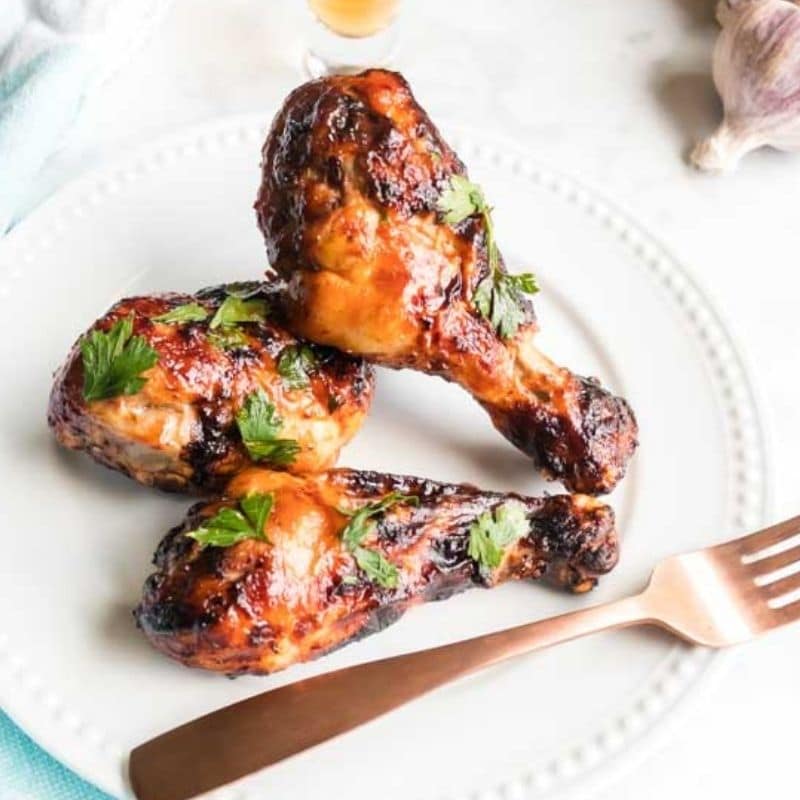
[21,0,799,797]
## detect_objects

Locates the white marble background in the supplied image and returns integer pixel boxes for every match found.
[18,0,800,797]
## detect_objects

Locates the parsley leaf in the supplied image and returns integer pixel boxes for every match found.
[207,327,250,351]
[80,315,159,402]
[473,272,539,340]
[236,389,301,465]
[437,174,488,224]
[277,344,317,390]
[339,492,419,588]
[239,492,275,542]
[340,492,419,550]
[223,282,265,299]
[152,303,209,324]
[468,502,529,571]
[209,295,268,329]
[353,546,399,589]
[186,491,274,548]
[203,288,269,351]
[438,175,538,339]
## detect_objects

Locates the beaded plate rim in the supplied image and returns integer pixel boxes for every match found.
[0,116,770,800]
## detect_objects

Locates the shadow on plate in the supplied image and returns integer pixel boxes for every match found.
[671,0,719,28]
[101,601,156,662]
[371,387,541,492]
[652,69,721,164]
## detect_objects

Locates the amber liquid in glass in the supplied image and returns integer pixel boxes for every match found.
[308,0,400,38]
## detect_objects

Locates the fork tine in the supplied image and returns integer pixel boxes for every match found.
[760,571,800,602]
[769,597,800,630]
[746,544,800,578]
[725,515,800,559]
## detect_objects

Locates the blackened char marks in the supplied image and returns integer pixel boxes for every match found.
[254,70,638,496]
[256,69,465,274]
[495,403,579,487]
[134,588,196,635]
[183,402,236,493]
[488,375,638,496]
[48,278,376,494]
[530,495,619,587]
[136,468,619,675]
[330,468,481,503]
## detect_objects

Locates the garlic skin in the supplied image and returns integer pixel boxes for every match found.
[692,0,800,172]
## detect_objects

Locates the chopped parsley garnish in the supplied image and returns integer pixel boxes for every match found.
[277,344,317,390]
[207,327,250,351]
[209,295,268,329]
[186,491,274,548]
[235,389,301,465]
[339,492,419,588]
[223,282,265,299]
[437,174,487,226]
[353,546,400,588]
[473,272,539,340]
[152,303,209,324]
[80,315,159,402]
[204,289,269,352]
[468,502,529,571]
[437,175,538,339]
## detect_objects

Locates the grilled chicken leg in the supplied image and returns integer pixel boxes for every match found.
[49,281,373,494]
[255,70,637,494]
[136,467,618,675]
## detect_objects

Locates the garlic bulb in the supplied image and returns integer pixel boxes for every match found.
[692,0,800,172]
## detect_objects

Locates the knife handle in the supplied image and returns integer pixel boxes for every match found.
[129,593,646,800]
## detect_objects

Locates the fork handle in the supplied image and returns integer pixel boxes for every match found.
[130,593,650,800]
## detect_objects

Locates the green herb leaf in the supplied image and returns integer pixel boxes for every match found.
[473,272,539,340]
[152,303,209,324]
[468,502,529,571]
[80,315,159,402]
[207,327,250,351]
[353,546,399,588]
[438,176,539,340]
[239,492,275,542]
[340,492,419,551]
[277,344,317,390]
[509,273,539,294]
[338,492,418,589]
[186,491,274,548]
[236,389,300,465]
[209,295,269,329]
[204,287,269,351]
[436,174,488,224]
[223,282,265,299]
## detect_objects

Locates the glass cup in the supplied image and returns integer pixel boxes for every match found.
[303,0,402,78]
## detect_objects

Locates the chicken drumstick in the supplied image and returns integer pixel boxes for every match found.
[256,70,637,494]
[136,466,618,675]
[49,281,373,494]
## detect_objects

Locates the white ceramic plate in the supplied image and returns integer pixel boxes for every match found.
[0,117,768,800]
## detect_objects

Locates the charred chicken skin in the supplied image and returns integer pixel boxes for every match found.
[136,467,618,675]
[48,282,374,494]
[255,69,638,495]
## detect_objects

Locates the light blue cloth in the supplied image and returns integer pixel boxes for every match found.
[0,711,112,800]
[0,0,170,232]
[0,45,91,232]
[1,3,169,796]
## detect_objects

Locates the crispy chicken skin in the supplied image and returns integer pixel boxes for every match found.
[255,69,638,495]
[136,467,618,675]
[48,282,374,494]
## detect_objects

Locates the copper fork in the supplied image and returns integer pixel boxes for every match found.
[129,515,800,800]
